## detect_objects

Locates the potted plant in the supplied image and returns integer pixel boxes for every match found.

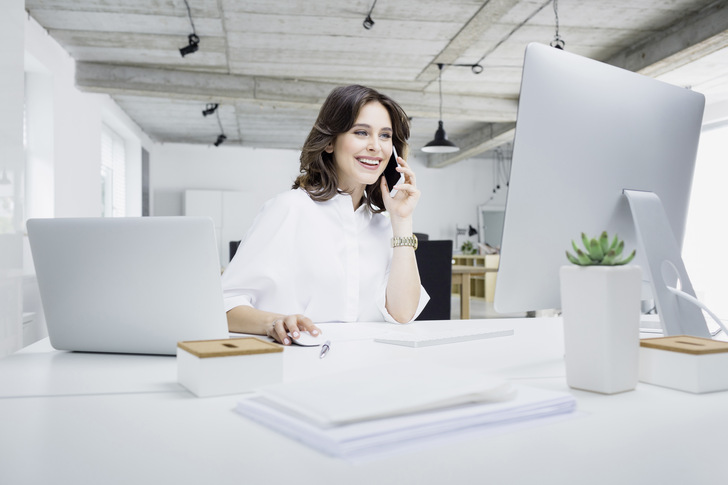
[560,231,641,394]
[460,240,477,255]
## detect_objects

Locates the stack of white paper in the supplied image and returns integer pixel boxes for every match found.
[374,328,514,347]
[235,362,576,459]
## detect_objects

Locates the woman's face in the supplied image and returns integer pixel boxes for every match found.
[327,101,394,194]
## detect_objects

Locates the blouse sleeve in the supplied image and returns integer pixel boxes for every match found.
[220,193,296,312]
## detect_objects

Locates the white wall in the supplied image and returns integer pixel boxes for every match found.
[150,142,507,244]
[0,0,26,357]
[683,120,728,321]
[25,18,100,218]
[414,156,508,243]
[150,143,298,219]
[24,18,150,219]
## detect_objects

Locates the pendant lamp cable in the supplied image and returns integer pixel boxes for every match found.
[550,0,565,49]
[363,0,378,29]
[437,63,444,121]
[183,0,197,35]
[422,62,458,153]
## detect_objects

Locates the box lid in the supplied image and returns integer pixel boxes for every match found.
[640,335,728,355]
[178,337,283,358]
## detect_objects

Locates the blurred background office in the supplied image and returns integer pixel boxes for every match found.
[2,0,728,357]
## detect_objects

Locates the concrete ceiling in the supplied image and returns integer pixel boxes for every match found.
[25,0,728,167]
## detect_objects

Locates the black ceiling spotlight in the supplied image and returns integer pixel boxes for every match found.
[202,103,218,117]
[363,0,377,29]
[214,134,227,147]
[213,107,226,147]
[180,33,200,57]
[179,0,200,57]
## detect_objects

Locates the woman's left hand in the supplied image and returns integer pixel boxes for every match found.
[380,156,420,222]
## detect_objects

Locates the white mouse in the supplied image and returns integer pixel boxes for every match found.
[287,330,324,347]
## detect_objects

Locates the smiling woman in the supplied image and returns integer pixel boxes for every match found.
[222,85,429,345]
[294,84,411,213]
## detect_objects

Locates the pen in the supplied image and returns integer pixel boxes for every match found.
[319,340,331,359]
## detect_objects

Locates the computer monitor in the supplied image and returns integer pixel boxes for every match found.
[494,43,710,337]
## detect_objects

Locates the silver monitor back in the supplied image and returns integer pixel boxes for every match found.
[495,43,705,314]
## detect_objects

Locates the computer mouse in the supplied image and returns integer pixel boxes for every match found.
[287,330,324,347]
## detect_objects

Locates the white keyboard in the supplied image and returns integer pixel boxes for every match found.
[374,329,514,348]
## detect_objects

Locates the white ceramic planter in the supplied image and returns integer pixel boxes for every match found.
[559,265,642,394]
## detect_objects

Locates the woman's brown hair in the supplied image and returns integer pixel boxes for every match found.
[292,84,410,213]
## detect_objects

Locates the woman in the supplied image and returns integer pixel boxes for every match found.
[222,84,429,345]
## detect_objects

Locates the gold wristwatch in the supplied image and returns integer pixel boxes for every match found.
[391,234,418,250]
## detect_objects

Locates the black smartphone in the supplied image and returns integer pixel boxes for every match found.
[382,145,404,197]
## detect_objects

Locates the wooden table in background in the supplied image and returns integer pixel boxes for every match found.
[451,265,497,319]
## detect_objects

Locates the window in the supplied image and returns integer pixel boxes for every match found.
[101,124,126,217]
[683,121,728,320]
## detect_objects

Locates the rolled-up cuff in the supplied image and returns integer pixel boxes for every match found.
[223,295,254,313]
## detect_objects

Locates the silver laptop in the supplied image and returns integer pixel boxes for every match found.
[27,216,229,355]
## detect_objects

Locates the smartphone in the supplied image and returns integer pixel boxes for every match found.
[382,144,405,197]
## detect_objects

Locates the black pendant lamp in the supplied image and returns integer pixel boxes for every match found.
[422,63,459,154]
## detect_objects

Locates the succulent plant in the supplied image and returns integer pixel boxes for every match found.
[565,231,636,266]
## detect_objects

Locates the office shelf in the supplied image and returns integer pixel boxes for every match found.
[451,255,499,301]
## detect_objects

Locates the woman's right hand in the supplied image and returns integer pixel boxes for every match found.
[266,314,321,345]
[226,306,321,345]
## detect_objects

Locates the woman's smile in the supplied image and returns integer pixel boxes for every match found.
[356,156,383,170]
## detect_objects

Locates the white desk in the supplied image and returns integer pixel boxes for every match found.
[1,318,727,485]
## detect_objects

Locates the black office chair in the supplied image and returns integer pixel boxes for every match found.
[415,240,453,320]
[229,240,241,262]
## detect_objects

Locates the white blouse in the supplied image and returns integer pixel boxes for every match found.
[221,188,429,323]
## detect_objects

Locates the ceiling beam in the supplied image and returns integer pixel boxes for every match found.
[607,0,728,76]
[416,0,523,82]
[75,62,518,121]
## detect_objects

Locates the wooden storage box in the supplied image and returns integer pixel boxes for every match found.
[639,335,728,393]
[177,337,283,397]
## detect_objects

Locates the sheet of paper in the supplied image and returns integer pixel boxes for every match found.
[254,361,516,426]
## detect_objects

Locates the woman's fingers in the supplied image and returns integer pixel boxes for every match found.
[268,318,290,345]
[396,159,416,185]
[268,314,320,345]
[297,315,321,336]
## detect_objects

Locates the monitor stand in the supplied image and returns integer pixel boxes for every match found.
[624,190,711,338]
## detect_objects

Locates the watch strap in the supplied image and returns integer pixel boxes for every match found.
[391,234,418,250]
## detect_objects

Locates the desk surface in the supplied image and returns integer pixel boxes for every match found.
[1,318,727,485]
